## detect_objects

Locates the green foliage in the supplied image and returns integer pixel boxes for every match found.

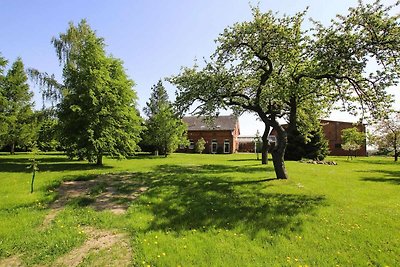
[370,112,400,161]
[143,80,188,156]
[341,127,365,159]
[53,20,143,164]
[195,137,206,154]
[0,57,37,153]
[169,1,400,179]
[36,108,60,151]
[286,125,329,161]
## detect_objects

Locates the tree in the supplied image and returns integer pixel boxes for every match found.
[33,20,143,165]
[195,137,206,154]
[36,108,60,152]
[254,130,262,161]
[0,54,8,139]
[371,112,400,161]
[341,127,366,159]
[143,80,188,156]
[302,126,330,161]
[169,2,400,179]
[0,58,36,154]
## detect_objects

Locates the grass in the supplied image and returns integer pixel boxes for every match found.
[0,152,399,266]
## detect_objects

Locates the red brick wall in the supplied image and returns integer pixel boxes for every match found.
[321,120,367,156]
[178,130,239,154]
[269,120,367,157]
[239,141,255,152]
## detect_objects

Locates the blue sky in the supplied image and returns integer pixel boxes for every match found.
[1,0,399,135]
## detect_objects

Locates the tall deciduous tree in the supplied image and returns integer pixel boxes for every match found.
[169,2,400,179]
[371,112,400,161]
[143,80,188,156]
[33,20,143,165]
[0,58,36,154]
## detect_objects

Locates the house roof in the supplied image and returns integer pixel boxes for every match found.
[183,115,239,131]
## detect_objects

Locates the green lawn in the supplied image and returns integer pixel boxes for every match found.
[0,152,399,266]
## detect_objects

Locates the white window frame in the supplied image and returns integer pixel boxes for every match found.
[224,139,230,153]
[211,140,218,154]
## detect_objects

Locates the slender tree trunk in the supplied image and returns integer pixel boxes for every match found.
[271,120,289,179]
[261,125,270,164]
[394,134,398,162]
[10,142,15,155]
[96,153,103,166]
[30,170,36,193]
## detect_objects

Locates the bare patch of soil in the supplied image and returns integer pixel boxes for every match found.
[53,227,132,267]
[42,172,148,226]
[0,256,24,267]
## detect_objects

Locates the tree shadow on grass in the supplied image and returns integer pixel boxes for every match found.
[360,170,400,185]
[0,157,113,173]
[131,164,325,238]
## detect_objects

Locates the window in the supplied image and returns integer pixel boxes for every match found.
[189,140,194,149]
[224,139,230,153]
[211,139,218,154]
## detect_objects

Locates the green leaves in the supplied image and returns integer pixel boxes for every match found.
[0,57,36,153]
[54,20,143,164]
[143,81,188,156]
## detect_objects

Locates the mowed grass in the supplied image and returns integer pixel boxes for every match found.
[0,152,399,266]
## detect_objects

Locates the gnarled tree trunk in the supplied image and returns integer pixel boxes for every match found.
[271,120,289,179]
[261,125,270,164]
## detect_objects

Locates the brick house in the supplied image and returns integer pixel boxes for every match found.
[179,115,240,154]
[320,119,367,156]
[259,119,367,156]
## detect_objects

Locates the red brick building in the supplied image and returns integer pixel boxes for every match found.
[321,120,367,156]
[179,115,240,154]
[268,120,367,156]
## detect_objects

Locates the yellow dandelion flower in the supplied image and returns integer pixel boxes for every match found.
[162,252,166,256]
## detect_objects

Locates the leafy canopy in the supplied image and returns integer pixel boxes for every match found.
[52,20,143,164]
[143,80,188,156]
[169,1,400,179]
[0,57,36,153]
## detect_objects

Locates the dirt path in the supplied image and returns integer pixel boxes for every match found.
[0,256,23,267]
[53,227,132,267]
[42,173,148,227]
[0,173,147,266]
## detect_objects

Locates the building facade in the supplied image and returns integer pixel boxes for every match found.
[251,120,367,156]
[320,120,367,156]
[179,115,240,154]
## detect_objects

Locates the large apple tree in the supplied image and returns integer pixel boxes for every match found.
[169,1,400,179]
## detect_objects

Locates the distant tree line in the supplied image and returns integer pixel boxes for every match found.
[2,0,400,173]
[0,20,187,164]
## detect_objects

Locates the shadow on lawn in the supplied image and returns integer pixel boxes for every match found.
[0,157,113,173]
[360,169,400,185]
[129,164,325,238]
